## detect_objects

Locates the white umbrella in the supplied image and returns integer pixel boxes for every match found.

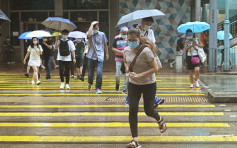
[25,30,51,38]
[68,31,87,39]
[117,9,165,27]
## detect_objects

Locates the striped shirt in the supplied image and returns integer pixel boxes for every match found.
[111,35,127,61]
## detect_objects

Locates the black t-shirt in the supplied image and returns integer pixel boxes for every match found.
[176,38,184,51]
[42,41,53,58]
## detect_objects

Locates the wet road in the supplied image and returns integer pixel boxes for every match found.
[0,73,236,148]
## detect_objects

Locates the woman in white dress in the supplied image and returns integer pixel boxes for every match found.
[23,37,43,85]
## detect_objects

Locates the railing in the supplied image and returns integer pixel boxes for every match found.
[218,15,237,40]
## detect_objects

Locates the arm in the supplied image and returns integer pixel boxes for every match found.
[184,41,193,51]
[112,47,123,55]
[124,55,129,73]
[104,44,109,60]
[54,37,59,50]
[43,42,53,50]
[194,39,204,48]
[23,52,30,64]
[87,21,99,38]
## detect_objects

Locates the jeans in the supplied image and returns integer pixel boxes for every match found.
[59,61,71,84]
[88,58,103,90]
[115,61,129,91]
[128,82,160,137]
[45,56,53,77]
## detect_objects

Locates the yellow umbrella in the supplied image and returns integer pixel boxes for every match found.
[52,32,62,37]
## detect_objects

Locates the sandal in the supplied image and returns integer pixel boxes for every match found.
[157,117,167,133]
[127,140,141,148]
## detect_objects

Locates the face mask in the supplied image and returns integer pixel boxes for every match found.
[33,41,38,45]
[77,39,82,42]
[62,35,68,40]
[186,36,193,40]
[43,39,47,42]
[128,41,139,49]
[93,30,99,34]
[120,34,127,39]
[143,25,150,31]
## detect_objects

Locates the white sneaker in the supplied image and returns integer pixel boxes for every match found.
[55,65,59,69]
[190,84,194,88]
[195,81,200,88]
[65,84,70,90]
[96,89,102,94]
[36,81,41,85]
[41,65,45,69]
[60,83,65,90]
[31,80,35,85]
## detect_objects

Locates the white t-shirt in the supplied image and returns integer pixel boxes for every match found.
[186,39,199,56]
[57,39,76,61]
[27,45,43,61]
[139,28,156,43]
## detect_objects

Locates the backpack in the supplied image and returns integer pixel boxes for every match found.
[59,40,70,56]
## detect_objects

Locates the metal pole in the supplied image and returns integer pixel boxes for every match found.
[195,0,201,38]
[224,0,230,71]
[209,0,218,72]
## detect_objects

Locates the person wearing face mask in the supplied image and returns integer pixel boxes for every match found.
[23,37,43,85]
[123,28,167,148]
[54,29,76,90]
[111,27,129,92]
[87,21,109,94]
[74,38,85,80]
[184,29,204,88]
[4,37,15,65]
[41,37,53,79]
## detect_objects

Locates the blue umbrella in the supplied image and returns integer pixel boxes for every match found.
[0,9,11,22]
[177,21,210,33]
[117,9,165,27]
[18,31,43,40]
[217,31,233,40]
[42,17,77,31]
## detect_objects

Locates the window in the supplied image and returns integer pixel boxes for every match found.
[10,0,54,10]
[21,12,48,22]
[63,0,109,9]
[70,11,97,22]
[10,12,20,45]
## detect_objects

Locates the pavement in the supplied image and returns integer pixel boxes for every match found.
[0,64,237,147]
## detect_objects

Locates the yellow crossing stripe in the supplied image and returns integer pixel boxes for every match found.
[0,105,215,108]
[0,112,224,116]
[0,122,229,127]
[0,136,237,142]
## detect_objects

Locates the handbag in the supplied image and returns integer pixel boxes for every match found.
[195,39,206,63]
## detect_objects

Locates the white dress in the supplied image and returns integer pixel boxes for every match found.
[27,45,43,67]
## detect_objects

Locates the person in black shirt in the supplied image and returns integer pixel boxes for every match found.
[42,37,53,79]
[170,34,185,68]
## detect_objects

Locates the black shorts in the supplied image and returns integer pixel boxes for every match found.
[186,56,201,70]
[76,57,84,68]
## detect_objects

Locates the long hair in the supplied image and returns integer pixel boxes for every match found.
[30,37,39,48]
[128,28,157,55]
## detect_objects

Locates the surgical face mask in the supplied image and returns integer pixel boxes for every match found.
[33,41,38,45]
[186,36,193,40]
[43,38,47,42]
[62,35,68,40]
[77,39,82,42]
[93,30,99,34]
[120,34,127,39]
[143,25,150,31]
[128,41,139,49]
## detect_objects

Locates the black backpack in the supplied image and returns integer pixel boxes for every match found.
[59,40,70,56]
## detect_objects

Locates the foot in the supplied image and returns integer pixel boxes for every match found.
[41,65,45,69]
[36,80,41,85]
[25,73,29,78]
[46,76,51,79]
[65,84,70,90]
[122,90,128,94]
[38,74,41,79]
[31,80,35,85]
[79,75,84,81]
[157,117,167,133]
[125,96,129,105]
[88,84,92,91]
[127,140,141,148]
[55,65,59,69]
[71,75,74,78]
[170,63,173,68]
[96,89,102,94]
[60,83,65,90]
[190,84,194,88]
[154,97,165,108]
[115,84,120,91]
[195,81,200,88]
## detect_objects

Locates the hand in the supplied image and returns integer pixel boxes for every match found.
[129,72,141,79]
[125,66,129,73]
[73,59,76,64]
[91,21,99,26]
[23,60,26,65]
[106,54,109,60]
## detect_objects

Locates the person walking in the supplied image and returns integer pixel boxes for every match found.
[87,21,109,94]
[54,29,76,90]
[170,34,185,68]
[124,28,167,148]
[81,39,88,81]
[23,37,43,85]
[4,37,15,65]
[74,38,85,80]
[42,37,53,79]
[111,26,129,92]
[184,29,203,88]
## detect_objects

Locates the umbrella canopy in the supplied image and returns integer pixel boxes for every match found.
[116,9,165,27]
[18,31,43,40]
[0,9,11,22]
[177,21,210,33]
[52,32,62,37]
[25,30,51,38]
[68,31,87,39]
[217,31,233,40]
[42,17,77,31]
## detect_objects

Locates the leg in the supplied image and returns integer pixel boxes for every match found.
[194,67,200,81]
[47,56,53,78]
[128,82,142,138]
[123,73,129,91]
[189,70,194,84]
[32,66,38,82]
[96,60,103,90]
[26,65,30,74]
[59,61,65,83]
[65,61,71,84]
[115,61,122,86]
[82,55,88,78]
[87,58,96,85]
[71,61,74,76]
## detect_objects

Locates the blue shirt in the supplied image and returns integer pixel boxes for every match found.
[87,31,108,62]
